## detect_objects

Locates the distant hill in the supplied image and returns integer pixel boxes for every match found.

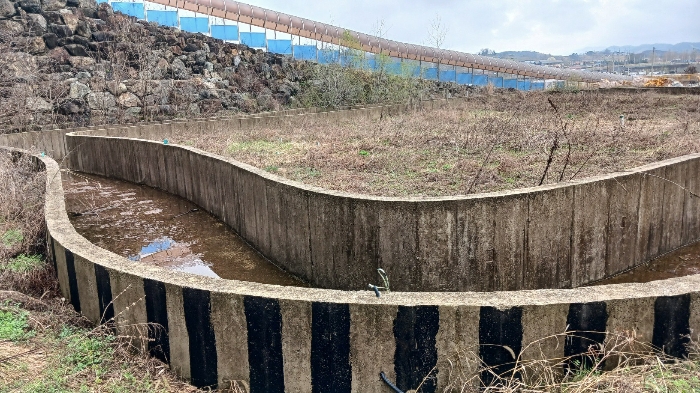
[490,51,552,61]
[606,42,700,54]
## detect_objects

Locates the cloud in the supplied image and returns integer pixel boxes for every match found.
[249,0,700,55]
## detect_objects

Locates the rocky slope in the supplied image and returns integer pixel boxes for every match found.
[0,0,470,132]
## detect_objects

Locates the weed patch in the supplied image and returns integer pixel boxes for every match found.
[0,308,33,341]
[1,254,45,274]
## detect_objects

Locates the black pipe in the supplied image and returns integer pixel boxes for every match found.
[380,372,403,393]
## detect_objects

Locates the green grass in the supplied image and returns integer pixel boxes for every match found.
[1,229,23,248]
[0,308,34,341]
[1,254,45,273]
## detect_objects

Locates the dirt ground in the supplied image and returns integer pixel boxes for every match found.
[171,89,700,197]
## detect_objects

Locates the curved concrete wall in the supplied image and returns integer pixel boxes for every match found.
[3,145,700,392]
[64,130,700,292]
[2,96,699,292]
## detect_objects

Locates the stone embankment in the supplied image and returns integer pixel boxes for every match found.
[0,0,471,132]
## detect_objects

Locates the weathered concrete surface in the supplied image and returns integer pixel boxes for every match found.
[63,130,700,292]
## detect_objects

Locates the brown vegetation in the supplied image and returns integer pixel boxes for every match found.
[171,89,700,197]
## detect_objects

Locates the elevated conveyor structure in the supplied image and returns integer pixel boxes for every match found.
[106,0,631,85]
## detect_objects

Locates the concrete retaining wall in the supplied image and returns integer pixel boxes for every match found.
[3,146,700,392]
[3,96,700,391]
[64,129,700,292]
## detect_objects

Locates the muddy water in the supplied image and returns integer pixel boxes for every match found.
[62,171,308,287]
[594,241,700,286]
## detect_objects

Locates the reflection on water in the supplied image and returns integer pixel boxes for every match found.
[63,171,308,287]
[128,237,220,278]
[593,240,700,286]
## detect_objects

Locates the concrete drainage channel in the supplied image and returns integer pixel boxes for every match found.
[2,99,700,392]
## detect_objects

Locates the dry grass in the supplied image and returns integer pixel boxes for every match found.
[172,90,700,197]
[435,331,700,393]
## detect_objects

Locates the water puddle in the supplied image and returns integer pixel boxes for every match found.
[593,241,700,286]
[62,171,308,287]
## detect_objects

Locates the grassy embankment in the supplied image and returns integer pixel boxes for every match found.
[172,89,700,197]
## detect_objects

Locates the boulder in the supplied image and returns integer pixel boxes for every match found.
[60,12,79,32]
[25,36,47,54]
[25,97,53,111]
[42,11,62,24]
[48,46,70,64]
[41,0,66,12]
[27,13,47,32]
[67,56,94,69]
[66,0,96,9]
[74,21,90,38]
[96,3,112,20]
[42,33,57,49]
[0,20,24,35]
[64,44,88,57]
[69,81,90,99]
[91,31,114,42]
[86,91,115,110]
[106,80,126,95]
[117,92,141,108]
[0,0,16,19]
[58,99,86,115]
[17,0,42,13]
[124,106,141,116]
[171,58,190,80]
[49,23,72,38]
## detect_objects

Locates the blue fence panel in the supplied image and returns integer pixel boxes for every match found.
[96,0,108,4]
[472,74,488,85]
[517,80,530,91]
[457,73,472,84]
[439,70,456,82]
[147,10,178,27]
[211,25,239,41]
[504,79,518,89]
[180,17,208,33]
[385,61,403,75]
[317,50,339,63]
[293,45,317,60]
[490,77,504,87]
[240,32,266,48]
[112,2,145,19]
[424,68,438,80]
[364,57,378,70]
[268,39,292,55]
[531,81,545,90]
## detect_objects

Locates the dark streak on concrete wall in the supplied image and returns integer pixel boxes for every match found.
[65,249,81,313]
[310,302,352,393]
[144,278,171,363]
[182,288,218,388]
[94,264,115,325]
[565,302,608,370]
[478,307,523,386]
[244,296,285,393]
[653,295,691,358]
[394,306,440,393]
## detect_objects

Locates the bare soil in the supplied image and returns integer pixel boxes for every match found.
[172,89,700,197]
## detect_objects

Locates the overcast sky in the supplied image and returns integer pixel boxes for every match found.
[248,0,699,55]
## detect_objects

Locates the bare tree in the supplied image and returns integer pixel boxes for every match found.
[426,14,449,80]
